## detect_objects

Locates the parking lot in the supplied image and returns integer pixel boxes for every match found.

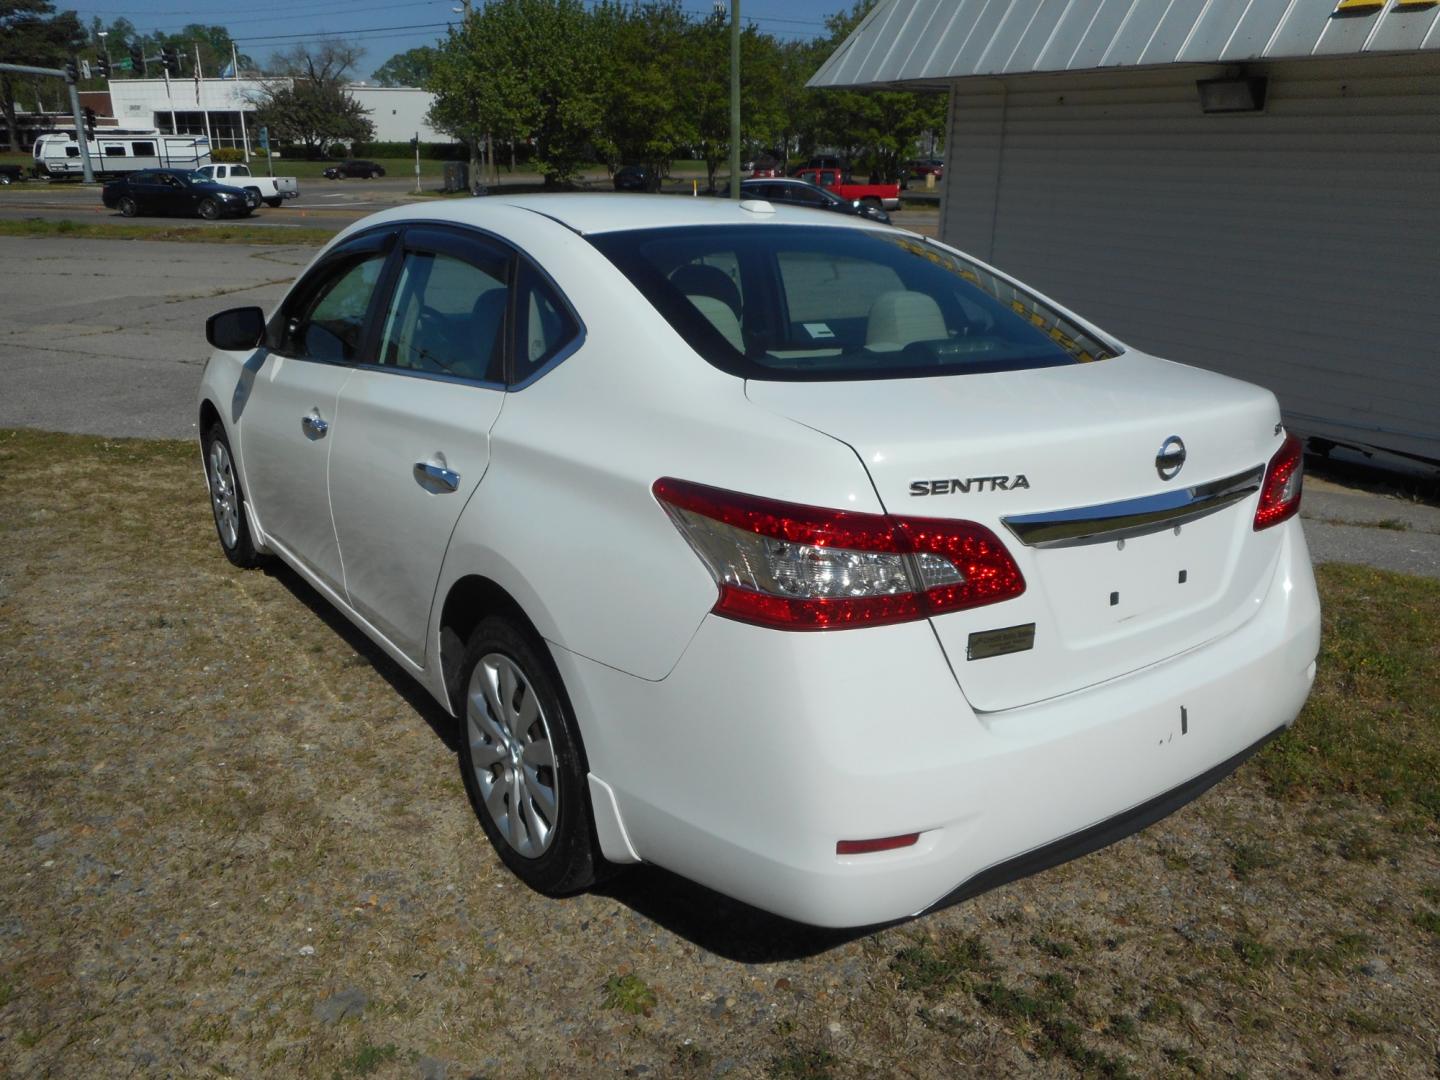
[1,231,1438,1078]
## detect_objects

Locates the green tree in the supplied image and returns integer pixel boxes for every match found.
[372,46,437,88]
[590,0,691,175]
[254,43,374,158]
[808,1,945,181]
[678,12,782,191]
[429,0,602,187]
[1,0,85,151]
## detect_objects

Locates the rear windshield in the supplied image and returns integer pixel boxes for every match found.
[588,225,1117,381]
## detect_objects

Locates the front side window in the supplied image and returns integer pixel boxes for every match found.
[589,225,1117,381]
[377,250,508,382]
[275,243,389,363]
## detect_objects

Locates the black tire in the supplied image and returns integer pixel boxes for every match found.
[369,170,380,179]
[861,195,882,210]
[243,187,261,209]
[197,198,219,220]
[457,617,601,895]
[265,196,283,208]
[202,421,265,569]
[0,174,10,185]
[118,195,138,217]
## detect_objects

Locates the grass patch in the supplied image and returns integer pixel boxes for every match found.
[890,933,990,997]
[1256,564,1440,828]
[973,979,1133,1078]
[1412,910,1440,935]
[333,1042,399,1077]
[0,217,332,245]
[1228,839,1280,880]
[601,972,657,1016]
[1285,932,1369,973]
[1231,933,1277,969]
[767,1041,835,1079]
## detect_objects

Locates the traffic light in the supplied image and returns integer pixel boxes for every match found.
[129,44,146,75]
[83,107,96,137]
[64,57,79,83]
[160,46,180,75]
[96,55,111,79]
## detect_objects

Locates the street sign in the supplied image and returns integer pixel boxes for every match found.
[257,126,269,149]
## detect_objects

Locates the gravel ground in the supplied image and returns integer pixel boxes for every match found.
[1,431,1437,1079]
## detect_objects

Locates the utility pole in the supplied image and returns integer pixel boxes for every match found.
[0,63,96,181]
[729,0,741,200]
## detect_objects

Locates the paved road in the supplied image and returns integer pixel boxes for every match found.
[0,177,942,238]
[0,236,308,439]
[1,234,1432,578]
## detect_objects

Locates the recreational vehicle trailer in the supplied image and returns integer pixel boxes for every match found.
[33,130,211,179]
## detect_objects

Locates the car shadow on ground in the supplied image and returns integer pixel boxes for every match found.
[262,559,886,962]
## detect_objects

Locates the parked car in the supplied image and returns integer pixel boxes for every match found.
[194,163,299,208]
[902,157,945,188]
[197,196,1319,928]
[612,164,661,193]
[790,155,845,175]
[0,163,26,184]
[102,169,252,219]
[324,159,386,180]
[792,166,901,212]
[734,177,890,224]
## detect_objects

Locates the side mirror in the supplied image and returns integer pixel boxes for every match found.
[206,306,266,351]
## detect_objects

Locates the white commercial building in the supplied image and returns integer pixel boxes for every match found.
[105,78,444,149]
[812,0,1440,467]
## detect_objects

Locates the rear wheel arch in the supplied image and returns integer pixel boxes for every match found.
[438,575,548,716]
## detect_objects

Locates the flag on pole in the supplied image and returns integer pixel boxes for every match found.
[219,60,235,78]
[194,44,203,103]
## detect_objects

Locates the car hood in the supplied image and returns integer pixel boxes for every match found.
[194,181,246,196]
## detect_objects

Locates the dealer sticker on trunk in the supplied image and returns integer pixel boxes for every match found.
[966,623,1036,661]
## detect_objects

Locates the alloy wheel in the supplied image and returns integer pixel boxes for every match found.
[207,439,240,549]
[466,652,560,858]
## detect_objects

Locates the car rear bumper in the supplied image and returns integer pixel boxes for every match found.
[557,519,1320,928]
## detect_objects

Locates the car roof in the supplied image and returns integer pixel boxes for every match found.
[377,193,886,237]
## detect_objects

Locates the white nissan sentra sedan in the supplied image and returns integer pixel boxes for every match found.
[197,195,1320,928]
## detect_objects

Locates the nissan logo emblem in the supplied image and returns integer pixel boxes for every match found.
[1156,436,1186,481]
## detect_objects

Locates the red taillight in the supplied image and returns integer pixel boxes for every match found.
[837,833,920,856]
[652,477,1025,631]
[1253,434,1304,531]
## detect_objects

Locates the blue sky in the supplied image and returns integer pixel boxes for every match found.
[78,0,853,79]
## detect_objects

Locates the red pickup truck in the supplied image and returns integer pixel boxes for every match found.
[792,168,901,212]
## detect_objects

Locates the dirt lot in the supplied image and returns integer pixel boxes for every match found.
[1,429,1437,1079]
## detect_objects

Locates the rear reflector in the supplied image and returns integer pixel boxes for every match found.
[1253,434,1304,530]
[652,477,1025,630]
[837,834,920,856]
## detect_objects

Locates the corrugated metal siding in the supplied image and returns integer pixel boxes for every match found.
[809,0,1440,87]
[938,56,1440,460]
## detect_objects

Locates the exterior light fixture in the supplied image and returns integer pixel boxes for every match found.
[1196,75,1268,114]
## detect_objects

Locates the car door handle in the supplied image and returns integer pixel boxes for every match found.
[414,461,460,492]
[301,412,329,438]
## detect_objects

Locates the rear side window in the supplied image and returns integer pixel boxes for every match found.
[132,142,155,156]
[512,260,579,382]
[589,226,1117,381]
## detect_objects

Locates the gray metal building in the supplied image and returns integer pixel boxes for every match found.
[811,0,1440,467]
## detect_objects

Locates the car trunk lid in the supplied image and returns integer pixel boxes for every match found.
[745,352,1287,712]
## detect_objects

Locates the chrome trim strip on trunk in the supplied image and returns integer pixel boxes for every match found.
[1002,465,1264,549]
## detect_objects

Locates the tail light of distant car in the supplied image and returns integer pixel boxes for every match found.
[653,478,1025,630]
[1253,434,1304,531]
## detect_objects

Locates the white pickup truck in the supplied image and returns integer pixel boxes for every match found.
[193,164,299,208]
